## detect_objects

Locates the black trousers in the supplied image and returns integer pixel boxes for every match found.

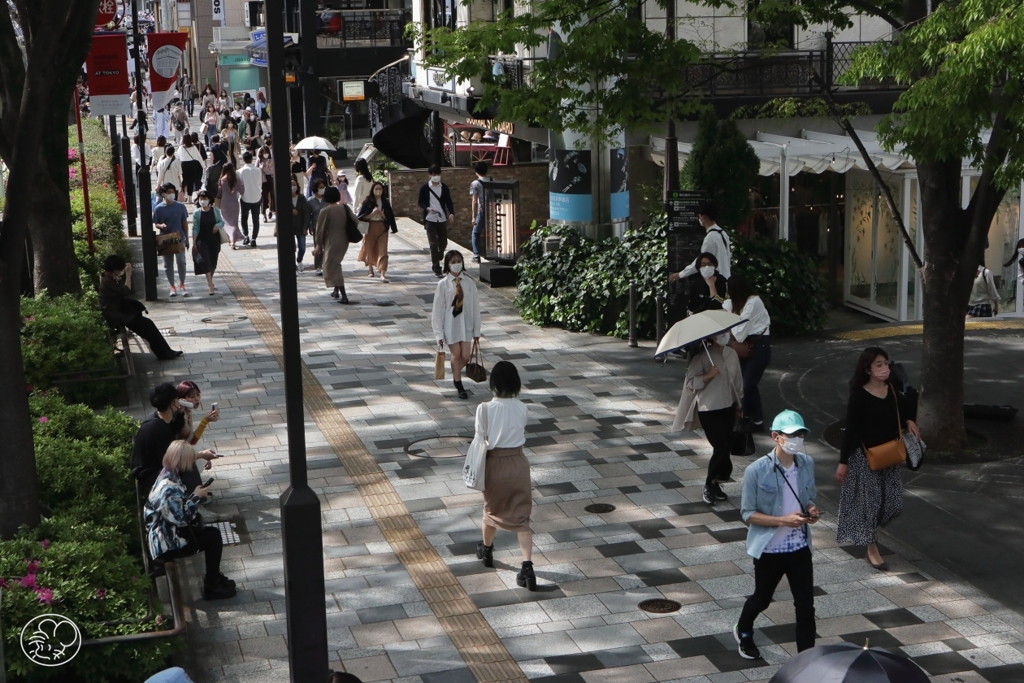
[699,406,734,486]
[425,220,448,272]
[240,200,261,239]
[737,546,816,652]
[740,336,772,424]
[158,526,223,580]
[125,314,174,358]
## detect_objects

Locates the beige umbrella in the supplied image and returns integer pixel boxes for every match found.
[294,136,336,152]
[655,310,746,363]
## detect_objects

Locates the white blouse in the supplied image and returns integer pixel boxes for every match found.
[351,175,372,212]
[431,274,481,344]
[475,399,528,449]
[724,295,771,341]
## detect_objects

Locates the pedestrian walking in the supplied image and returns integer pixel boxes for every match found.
[202,103,219,148]
[469,160,491,262]
[431,251,480,399]
[190,133,208,167]
[290,145,307,195]
[473,361,537,591]
[191,190,223,295]
[144,440,236,600]
[686,252,727,314]
[182,75,195,117]
[204,141,226,197]
[154,107,169,139]
[306,153,329,198]
[98,257,182,361]
[357,181,398,283]
[669,201,732,281]
[179,136,205,199]
[217,162,244,249]
[967,263,1000,317]
[201,84,217,112]
[734,409,820,660]
[155,145,182,192]
[218,90,230,112]
[237,151,263,247]
[170,103,189,145]
[308,179,329,275]
[418,165,455,277]
[671,333,743,505]
[836,346,920,570]
[313,186,357,304]
[351,158,374,211]
[150,136,166,179]
[153,183,191,298]
[724,274,772,431]
[258,145,276,222]
[288,174,313,272]
[220,121,242,168]
[336,171,353,206]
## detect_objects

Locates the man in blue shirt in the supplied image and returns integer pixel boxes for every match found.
[152,183,191,297]
[735,409,819,660]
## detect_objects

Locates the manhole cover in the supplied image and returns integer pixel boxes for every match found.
[201,315,249,324]
[584,503,616,514]
[638,599,682,614]
[823,420,846,450]
[405,435,474,459]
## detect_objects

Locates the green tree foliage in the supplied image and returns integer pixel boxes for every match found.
[681,111,760,231]
[732,237,829,336]
[728,97,871,120]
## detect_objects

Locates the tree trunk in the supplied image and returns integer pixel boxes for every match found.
[30,164,79,296]
[917,159,983,450]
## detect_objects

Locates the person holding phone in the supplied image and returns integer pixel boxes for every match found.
[734,410,819,661]
[174,381,221,502]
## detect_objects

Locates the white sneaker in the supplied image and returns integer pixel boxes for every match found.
[169,287,177,297]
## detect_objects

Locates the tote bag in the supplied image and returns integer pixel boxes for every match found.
[463,404,488,491]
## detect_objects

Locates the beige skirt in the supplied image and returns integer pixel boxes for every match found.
[482,446,532,532]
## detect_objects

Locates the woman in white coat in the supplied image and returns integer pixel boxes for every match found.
[431,250,480,399]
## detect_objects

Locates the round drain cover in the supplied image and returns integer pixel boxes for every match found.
[201,315,249,324]
[823,420,846,450]
[584,503,616,514]
[638,599,682,614]
[405,435,474,459]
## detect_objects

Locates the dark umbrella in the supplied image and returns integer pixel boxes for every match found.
[769,643,929,683]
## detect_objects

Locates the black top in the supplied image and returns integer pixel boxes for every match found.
[197,208,220,251]
[291,158,307,173]
[131,411,185,493]
[840,385,916,464]
[686,270,726,314]
[357,196,398,232]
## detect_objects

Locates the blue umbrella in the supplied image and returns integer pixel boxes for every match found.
[769,642,929,683]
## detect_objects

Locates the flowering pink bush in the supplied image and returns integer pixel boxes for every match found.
[68,147,78,162]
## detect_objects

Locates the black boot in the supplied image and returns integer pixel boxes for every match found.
[476,542,493,568]
[454,380,468,400]
[338,284,351,304]
[330,286,339,299]
[203,574,237,600]
[517,561,537,591]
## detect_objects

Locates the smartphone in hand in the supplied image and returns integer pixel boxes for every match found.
[202,478,214,488]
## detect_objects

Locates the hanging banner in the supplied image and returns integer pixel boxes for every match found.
[548,149,592,222]
[147,32,189,112]
[212,0,225,22]
[85,34,132,116]
[610,148,629,222]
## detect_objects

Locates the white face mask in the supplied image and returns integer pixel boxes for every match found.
[317,188,325,196]
[163,193,175,203]
[699,265,715,279]
[1019,248,1024,256]
[449,263,463,274]
[779,435,804,455]
[199,199,210,207]
[179,400,195,410]
[430,175,441,184]
[715,333,731,346]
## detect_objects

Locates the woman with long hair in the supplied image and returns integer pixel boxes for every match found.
[179,134,205,198]
[217,89,230,111]
[836,347,920,570]
[218,163,244,249]
[288,173,313,272]
[307,178,329,275]
[191,189,224,294]
[201,84,217,111]
[350,158,374,212]
[430,251,480,399]
[219,121,241,167]
[312,186,357,303]
[202,103,219,147]
[357,181,398,282]
[1004,238,1024,298]
[724,273,772,431]
[258,144,275,222]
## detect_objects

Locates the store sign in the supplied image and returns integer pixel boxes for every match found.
[212,0,224,22]
[96,0,118,28]
[249,29,267,67]
[665,190,706,325]
[86,34,132,116]
[176,2,191,26]
[465,118,514,135]
[218,54,250,66]
[342,81,365,101]
[549,149,592,223]
[147,32,190,111]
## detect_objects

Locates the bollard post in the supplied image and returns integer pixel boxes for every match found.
[656,293,665,344]
[628,281,638,348]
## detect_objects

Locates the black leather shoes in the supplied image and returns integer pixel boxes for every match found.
[476,542,493,568]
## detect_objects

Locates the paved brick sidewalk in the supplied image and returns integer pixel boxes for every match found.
[125,219,1024,683]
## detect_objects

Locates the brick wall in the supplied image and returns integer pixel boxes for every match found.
[387,163,549,251]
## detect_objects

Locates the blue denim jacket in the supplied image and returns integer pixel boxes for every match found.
[741,449,817,559]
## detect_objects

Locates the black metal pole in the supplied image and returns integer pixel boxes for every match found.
[108,115,119,168]
[430,110,443,167]
[298,0,321,137]
[122,116,138,234]
[663,1,678,201]
[628,281,638,348]
[132,0,158,300]
[266,1,329,681]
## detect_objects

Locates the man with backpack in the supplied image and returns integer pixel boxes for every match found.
[417,164,455,277]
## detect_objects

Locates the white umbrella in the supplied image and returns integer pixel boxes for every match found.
[294,136,336,152]
[655,310,747,363]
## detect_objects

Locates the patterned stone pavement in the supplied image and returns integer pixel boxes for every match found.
[126,217,1024,683]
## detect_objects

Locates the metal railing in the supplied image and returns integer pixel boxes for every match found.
[316,9,412,49]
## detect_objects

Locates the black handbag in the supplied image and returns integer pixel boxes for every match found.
[730,414,756,456]
[345,206,363,243]
[179,512,205,548]
[464,340,488,383]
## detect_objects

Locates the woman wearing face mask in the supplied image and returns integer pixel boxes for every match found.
[173,381,220,500]
[966,261,1000,318]
[288,174,313,271]
[307,179,329,275]
[671,333,743,505]
[687,251,727,314]
[290,145,307,195]
[312,186,357,303]
[336,171,352,206]
[724,274,772,432]
[218,90,230,112]
[836,347,920,570]
[219,122,241,168]
[431,251,481,400]
[357,181,398,282]
[203,103,219,147]
[218,163,244,249]
[191,190,224,295]
[258,145,275,222]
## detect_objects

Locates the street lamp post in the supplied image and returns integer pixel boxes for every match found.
[132,0,159,300]
[265,0,330,681]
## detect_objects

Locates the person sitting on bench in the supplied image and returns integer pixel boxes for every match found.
[98,255,183,360]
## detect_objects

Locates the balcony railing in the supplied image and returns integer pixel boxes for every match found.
[316,9,412,49]
[485,41,896,98]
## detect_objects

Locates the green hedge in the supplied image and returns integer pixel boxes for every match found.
[1,395,177,682]
[20,291,120,406]
[514,219,828,338]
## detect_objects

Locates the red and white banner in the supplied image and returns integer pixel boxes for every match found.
[147,32,189,112]
[85,34,132,116]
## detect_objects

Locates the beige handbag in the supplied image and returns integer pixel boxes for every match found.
[434,345,446,380]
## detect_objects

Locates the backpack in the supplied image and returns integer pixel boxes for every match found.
[173,118,185,131]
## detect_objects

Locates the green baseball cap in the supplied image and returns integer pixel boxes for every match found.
[771,409,809,435]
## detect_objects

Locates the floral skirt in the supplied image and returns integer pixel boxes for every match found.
[836,447,903,546]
